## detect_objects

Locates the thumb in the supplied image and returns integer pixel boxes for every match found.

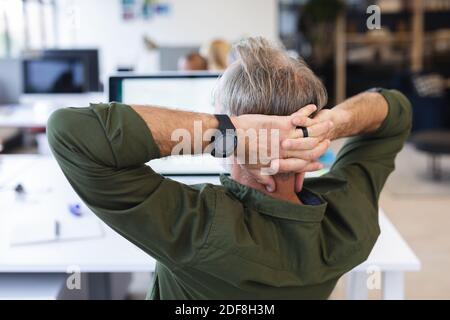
[260,175,276,193]
[252,169,276,193]
[295,173,304,193]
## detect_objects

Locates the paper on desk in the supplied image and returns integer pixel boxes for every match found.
[10,217,56,246]
[57,217,104,241]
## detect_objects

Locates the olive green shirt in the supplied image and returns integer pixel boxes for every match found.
[47,89,412,299]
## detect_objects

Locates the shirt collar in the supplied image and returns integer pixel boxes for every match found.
[219,174,327,222]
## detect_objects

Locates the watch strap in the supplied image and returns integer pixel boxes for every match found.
[215,114,236,134]
[211,114,237,158]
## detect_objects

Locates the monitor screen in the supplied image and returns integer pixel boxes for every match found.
[23,58,85,94]
[109,74,225,175]
[22,49,100,94]
[43,49,100,92]
[0,59,22,104]
[109,74,220,114]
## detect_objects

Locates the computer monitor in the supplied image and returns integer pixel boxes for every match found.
[22,49,101,94]
[23,57,85,94]
[0,59,22,104]
[109,73,225,175]
[109,73,220,113]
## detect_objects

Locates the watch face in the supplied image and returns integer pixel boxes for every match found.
[214,133,236,157]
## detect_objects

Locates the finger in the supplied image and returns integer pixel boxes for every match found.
[292,120,333,138]
[284,139,330,160]
[291,116,316,129]
[253,171,276,193]
[271,158,309,173]
[295,173,304,193]
[282,137,320,151]
[243,166,277,193]
[291,104,317,117]
[301,161,324,172]
[288,116,316,139]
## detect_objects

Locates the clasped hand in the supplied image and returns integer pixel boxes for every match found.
[230,105,334,192]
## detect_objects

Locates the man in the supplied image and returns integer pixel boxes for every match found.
[178,52,208,71]
[47,37,412,299]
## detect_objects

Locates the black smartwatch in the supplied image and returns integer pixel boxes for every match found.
[211,114,238,158]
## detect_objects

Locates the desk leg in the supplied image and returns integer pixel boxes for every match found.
[346,272,368,300]
[382,271,404,300]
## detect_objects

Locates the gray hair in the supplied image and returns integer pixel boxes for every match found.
[218,37,327,116]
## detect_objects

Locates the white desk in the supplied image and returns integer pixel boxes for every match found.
[346,213,421,300]
[0,104,56,129]
[0,155,421,300]
[0,93,106,129]
[0,156,155,273]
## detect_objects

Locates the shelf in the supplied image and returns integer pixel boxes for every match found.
[346,29,450,45]
[346,32,412,44]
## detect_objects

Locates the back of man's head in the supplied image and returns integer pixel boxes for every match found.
[218,37,327,116]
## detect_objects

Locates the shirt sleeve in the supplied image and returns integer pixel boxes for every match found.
[46,103,216,268]
[329,89,413,205]
[315,89,412,272]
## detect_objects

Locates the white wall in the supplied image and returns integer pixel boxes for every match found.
[56,0,278,78]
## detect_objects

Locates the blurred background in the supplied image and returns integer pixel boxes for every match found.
[0,0,449,300]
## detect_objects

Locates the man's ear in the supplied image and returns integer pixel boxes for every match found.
[295,173,305,193]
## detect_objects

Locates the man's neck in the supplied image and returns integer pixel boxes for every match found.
[230,165,302,204]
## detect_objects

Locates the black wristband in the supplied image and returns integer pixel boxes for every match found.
[211,115,238,158]
[215,114,236,134]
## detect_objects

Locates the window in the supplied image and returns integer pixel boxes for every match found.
[0,0,57,57]
[0,0,23,57]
